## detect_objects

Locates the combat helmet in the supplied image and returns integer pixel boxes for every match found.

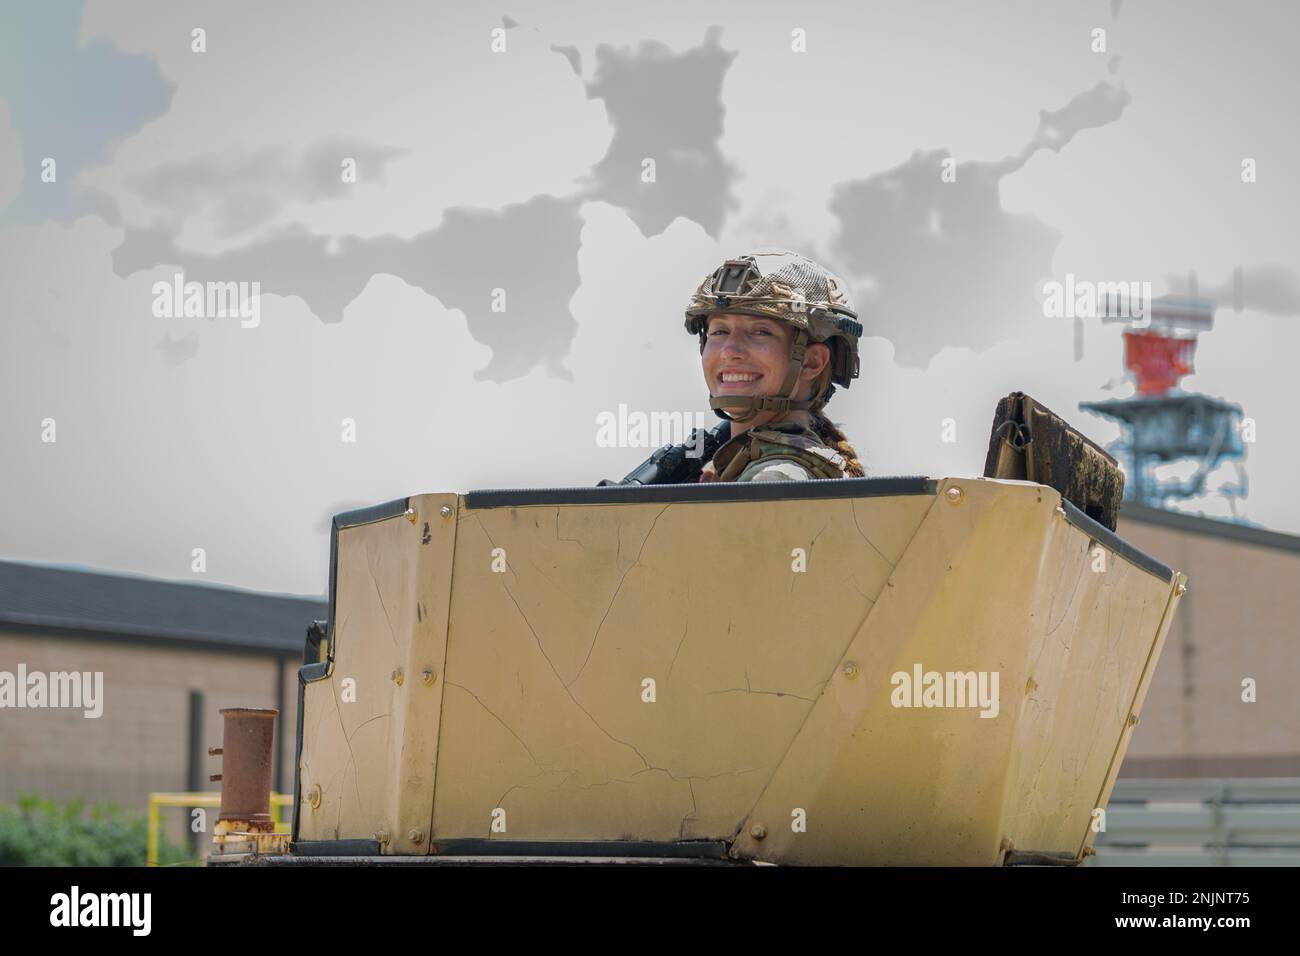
[684,249,863,424]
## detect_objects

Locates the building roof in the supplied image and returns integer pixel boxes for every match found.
[0,560,325,655]
[1120,502,1300,557]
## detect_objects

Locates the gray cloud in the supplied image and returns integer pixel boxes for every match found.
[124,139,407,239]
[0,99,21,212]
[156,331,199,367]
[108,24,743,382]
[551,43,583,76]
[113,192,585,382]
[573,24,740,240]
[1019,81,1131,163]
[301,139,409,200]
[829,79,1131,368]
[0,2,173,224]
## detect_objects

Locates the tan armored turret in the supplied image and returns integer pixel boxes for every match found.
[276,401,1183,865]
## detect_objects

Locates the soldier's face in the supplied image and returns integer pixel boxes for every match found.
[703,313,794,399]
[702,313,828,402]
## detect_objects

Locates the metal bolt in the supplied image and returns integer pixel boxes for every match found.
[945,486,963,504]
[404,507,417,524]
[841,661,859,680]
[421,668,437,685]
[1175,582,1187,596]
[440,505,452,518]
[308,784,321,809]
[374,828,390,846]
[392,667,404,686]
[750,824,767,840]
[1127,713,1140,728]
[408,829,425,845]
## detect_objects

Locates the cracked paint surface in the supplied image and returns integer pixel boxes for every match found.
[429,494,920,843]
[729,480,1180,865]
[297,480,1179,863]
[298,515,415,842]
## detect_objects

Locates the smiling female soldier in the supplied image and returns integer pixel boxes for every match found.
[685,250,867,483]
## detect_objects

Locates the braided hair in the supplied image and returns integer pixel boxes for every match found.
[810,413,866,477]
[808,386,866,477]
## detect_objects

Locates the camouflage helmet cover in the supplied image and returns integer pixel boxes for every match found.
[684,249,863,393]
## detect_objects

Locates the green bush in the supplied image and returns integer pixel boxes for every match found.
[0,793,193,867]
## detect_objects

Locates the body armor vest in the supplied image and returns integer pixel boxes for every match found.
[711,421,848,482]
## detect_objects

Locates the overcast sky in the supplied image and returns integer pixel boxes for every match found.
[2,0,1297,596]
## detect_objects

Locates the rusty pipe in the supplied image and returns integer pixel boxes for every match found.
[215,707,278,826]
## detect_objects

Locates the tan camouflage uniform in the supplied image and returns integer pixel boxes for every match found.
[709,421,849,482]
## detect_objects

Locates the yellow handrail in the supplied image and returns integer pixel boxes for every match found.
[147,792,293,866]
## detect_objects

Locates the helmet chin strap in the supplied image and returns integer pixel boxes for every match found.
[710,329,826,424]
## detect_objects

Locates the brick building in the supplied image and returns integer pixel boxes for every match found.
[0,560,323,827]
[1116,504,1300,778]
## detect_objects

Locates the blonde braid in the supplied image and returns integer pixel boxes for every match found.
[810,409,866,477]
